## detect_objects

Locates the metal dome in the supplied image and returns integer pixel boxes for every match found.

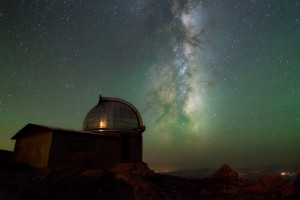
[83,96,145,133]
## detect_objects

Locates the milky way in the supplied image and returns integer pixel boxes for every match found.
[0,0,299,170]
[146,1,210,142]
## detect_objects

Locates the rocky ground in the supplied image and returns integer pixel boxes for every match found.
[0,151,299,200]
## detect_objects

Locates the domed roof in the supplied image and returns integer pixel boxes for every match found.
[83,96,145,133]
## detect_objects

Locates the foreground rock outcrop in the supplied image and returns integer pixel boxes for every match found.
[0,160,299,200]
[209,164,239,182]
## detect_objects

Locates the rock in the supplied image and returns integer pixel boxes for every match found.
[242,184,270,196]
[281,181,294,196]
[256,174,288,186]
[210,164,239,182]
[0,159,298,200]
[0,150,12,161]
[256,174,294,197]
[110,162,155,193]
[79,169,104,178]
[295,173,300,198]
[111,162,154,177]
[296,173,300,182]
[32,168,53,181]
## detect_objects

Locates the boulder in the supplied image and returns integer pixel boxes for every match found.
[256,174,288,186]
[256,174,294,197]
[111,162,154,177]
[210,164,239,182]
[110,162,155,193]
[295,173,300,198]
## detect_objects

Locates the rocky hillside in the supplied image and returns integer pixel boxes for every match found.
[0,151,299,199]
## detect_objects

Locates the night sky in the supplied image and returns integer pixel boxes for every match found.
[1,0,299,171]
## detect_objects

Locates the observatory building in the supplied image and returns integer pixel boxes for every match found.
[11,96,145,169]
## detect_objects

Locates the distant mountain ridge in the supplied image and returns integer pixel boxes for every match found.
[162,164,300,181]
[161,168,216,178]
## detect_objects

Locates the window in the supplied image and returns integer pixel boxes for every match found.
[70,140,95,152]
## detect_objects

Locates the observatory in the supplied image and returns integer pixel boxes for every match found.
[11,96,145,169]
[83,96,145,134]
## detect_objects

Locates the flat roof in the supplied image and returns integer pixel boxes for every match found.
[11,123,118,140]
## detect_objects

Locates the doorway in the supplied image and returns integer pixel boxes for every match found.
[121,136,129,161]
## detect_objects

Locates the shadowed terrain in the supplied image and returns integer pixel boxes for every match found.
[0,150,299,200]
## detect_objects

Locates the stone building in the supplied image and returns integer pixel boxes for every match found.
[11,96,145,169]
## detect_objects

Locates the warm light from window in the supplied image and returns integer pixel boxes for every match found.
[100,121,106,128]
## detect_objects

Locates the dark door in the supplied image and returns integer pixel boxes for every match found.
[121,136,129,161]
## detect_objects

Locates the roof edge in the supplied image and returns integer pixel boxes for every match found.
[11,123,115,140]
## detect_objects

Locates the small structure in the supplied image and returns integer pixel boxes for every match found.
[11,96,145,169]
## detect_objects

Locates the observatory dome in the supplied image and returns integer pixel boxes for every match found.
[83,96,144,133]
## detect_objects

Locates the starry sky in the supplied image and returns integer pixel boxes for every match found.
[0,0,299,171]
